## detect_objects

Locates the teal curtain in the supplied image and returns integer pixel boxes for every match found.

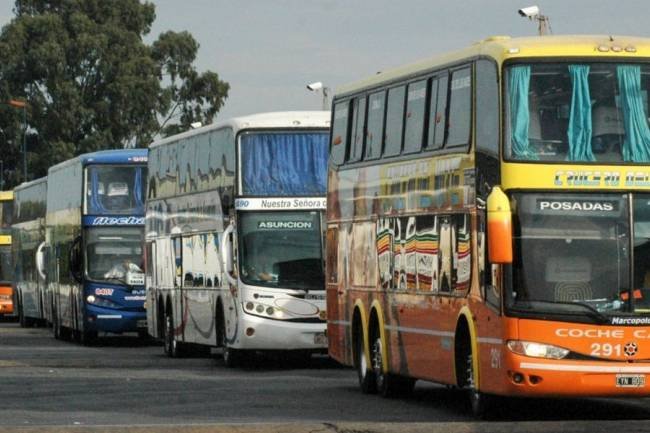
[567,65,595,161]
[617,65,650,162]
[508,66,537,159]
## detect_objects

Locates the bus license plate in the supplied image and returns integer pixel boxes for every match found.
[136,320,147,329]
[314,333,327,346]
[616,374,645,388]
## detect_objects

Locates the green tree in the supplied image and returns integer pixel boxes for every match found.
[0,0,229,187]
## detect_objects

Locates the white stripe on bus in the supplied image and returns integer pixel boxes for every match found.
[96,315,123,319]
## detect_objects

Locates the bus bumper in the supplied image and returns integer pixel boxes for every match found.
[85,306,146,334]
[232,312,327,351]
[501,353,650,397]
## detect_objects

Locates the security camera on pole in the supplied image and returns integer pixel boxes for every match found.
[306,81,330,111]
[518,5,551,36]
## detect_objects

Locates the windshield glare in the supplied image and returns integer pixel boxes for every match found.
[86,227,144,284]
[239,211,324,290]
[505,62,650,163]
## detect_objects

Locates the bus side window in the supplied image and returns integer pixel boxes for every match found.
[365,91,386,160]
[331,101,351,166]
[427,74,448,150]
[173,237,182,288]
[453,214,471,293]
[447,67,472,148]
[438,216,452,293]
[349,97,367,162]
[383,85,406,157]
[404,80,427,154]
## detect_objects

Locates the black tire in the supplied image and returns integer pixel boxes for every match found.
[164,310,184,358]
[52,306,61,340]
[18,296,27,328]
[462,338,493,418]
[355,324,376,394]
[222,346,242,368]
[215,304,225,348]
[369,329,414,398]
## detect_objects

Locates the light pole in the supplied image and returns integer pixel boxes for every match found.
[8,99,27,182]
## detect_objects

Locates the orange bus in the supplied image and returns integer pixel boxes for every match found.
[326,35,650,416]
[0,190,13,316]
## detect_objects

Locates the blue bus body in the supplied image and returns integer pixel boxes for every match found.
[47,149,147,342]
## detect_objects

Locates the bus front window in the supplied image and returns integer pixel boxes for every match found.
[85,227,144,285]
[509,193,631,321]
[85,165,146,215]
[238,211,323,291]
[505,62,650,163]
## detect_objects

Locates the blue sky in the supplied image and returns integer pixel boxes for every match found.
[1,0,648,120]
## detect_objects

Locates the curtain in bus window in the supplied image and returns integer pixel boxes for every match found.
[617,65,650,163]
[567,65,595,161]
[508,66,537,159]
[241,133,328,195]
[90,169,107,213]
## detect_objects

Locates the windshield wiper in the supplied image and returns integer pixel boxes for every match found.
[513,300,609,324]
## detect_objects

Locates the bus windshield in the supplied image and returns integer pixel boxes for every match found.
[509,192,650,320]
[239,211,323,291]
[85,227,144,285]
[505,62,650,163]
[85,165,146,215]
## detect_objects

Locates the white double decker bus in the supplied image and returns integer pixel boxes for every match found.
[146,111,330,366]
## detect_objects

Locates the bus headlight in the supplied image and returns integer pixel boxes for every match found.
[86,295,96,304]
[507,340,569,359]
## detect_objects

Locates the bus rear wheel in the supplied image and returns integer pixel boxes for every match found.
[355,324,376,394]
[370,332,415,398]
[164,310,184,358]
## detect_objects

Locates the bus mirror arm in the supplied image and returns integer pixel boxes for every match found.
[220,224,237,287]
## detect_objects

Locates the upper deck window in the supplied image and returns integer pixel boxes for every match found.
[330,102,350,166]
[384,85,406,157]
[505,62,650,163]
[447,67,472,147]
[85,165,146,215]
[365,91,386,160]
[240,131,329,196]
[403,80,427,154]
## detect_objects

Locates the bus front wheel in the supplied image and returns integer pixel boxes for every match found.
[164,311,184,358]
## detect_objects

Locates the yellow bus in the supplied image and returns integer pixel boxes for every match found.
[326,35,650,416]
[0,190,13,316]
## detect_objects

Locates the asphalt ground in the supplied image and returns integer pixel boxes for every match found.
[0,319,650,432]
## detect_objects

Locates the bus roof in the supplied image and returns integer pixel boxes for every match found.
[48,149,148,175]
[335,34,650,97]
[13,176,47,194]
[149,111,331,150]
[0,190,12,201]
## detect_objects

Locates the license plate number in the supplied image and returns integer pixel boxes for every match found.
[616,374,645,388]
[136,320,147,329]
[314,333,327,346]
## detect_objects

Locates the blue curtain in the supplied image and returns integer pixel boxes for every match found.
[241,132,328,195]
[89,169,106,213]
[508,66,537,159]
[567,65,595,161]
[617,65,650,162]
[134,167,144,212]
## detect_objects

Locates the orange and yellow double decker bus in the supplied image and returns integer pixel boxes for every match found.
[0,190,13,316]
[326,35,650,416]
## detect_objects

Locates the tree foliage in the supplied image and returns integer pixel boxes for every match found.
[0,0,229,187]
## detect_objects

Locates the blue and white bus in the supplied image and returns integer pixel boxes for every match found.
[146,112,330,365]
[46,149,148,343]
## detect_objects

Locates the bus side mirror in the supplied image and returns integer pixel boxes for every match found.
[35,242,47,280]
[487,186,513,264]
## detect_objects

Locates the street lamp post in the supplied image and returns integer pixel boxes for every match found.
[8,99,27,182]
